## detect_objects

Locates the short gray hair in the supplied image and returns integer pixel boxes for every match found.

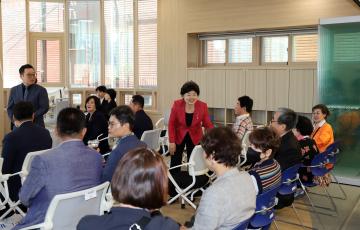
[276,108,297,131]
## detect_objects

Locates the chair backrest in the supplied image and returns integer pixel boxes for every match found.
[310,152,333,176]
[250,187,279,228]
[232,218,251,230]
[278,164,301,195]
[155,118,165,129]
[325,140,340,164]
[44,182,109,230]
[188,145,209,176]
[241,131,252,156]
[21,149,50,183]
[140,128,162,151]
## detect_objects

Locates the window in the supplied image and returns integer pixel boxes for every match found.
[228,38,253,63]
[334,32,360,62]
[206,40,226,64]
[35,40,61,83]
[1,0,27,88]
[292,34,318,62]
[138,0,157,88]
[29,0,64,32]
[104,0,134,89]
[68,1,101,88]
[262,36,288,63]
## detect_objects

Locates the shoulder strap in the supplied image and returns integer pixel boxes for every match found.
[129,216,152,230]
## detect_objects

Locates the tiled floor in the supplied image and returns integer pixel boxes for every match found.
[161,183,360,229]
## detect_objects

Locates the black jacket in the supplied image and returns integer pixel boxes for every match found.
[1,121,52,201]
[275,131,302,171]
[133,110,153,139]
[77,207,179,230]
[83,111,110,154]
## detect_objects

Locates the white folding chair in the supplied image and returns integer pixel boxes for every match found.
[19,182,110,230]
[140,128,162,152]
[0,158,12,212]
[238,131,252,167]
[0,149,50,219]
[168,145,209,209]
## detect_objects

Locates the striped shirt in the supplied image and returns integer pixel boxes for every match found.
[232,114,253,140]
[249,159,281,194]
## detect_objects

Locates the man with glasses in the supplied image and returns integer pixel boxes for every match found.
[101,105,146,182]
[270,107,301,209]
[7,64,49,128]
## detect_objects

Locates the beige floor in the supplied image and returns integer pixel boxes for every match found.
[161,183,360,230]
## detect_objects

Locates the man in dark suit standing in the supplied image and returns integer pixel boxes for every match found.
[270,107,301,209]
[7,64,49,128]
[96,85,109,115]
[129,95,153,139]
[13,107,103,230]
[2,102,52,204]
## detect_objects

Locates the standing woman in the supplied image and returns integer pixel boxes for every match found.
[168,81,213,170]
[83,95,110,154]
[311,104,334,153]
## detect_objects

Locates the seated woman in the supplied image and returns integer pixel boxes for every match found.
[311,104,334,153]
[186,127,256,230]
[77,148,179,230]
[83,96,110,154]
[293,115,319,183]
[247,127,282,194]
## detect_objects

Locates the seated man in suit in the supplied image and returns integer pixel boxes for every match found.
[270,107,302,209]
[102,105,146,182]
[13,108,103,230]
[2,101,52,207]
[129,95,153,139]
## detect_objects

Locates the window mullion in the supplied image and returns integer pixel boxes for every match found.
[133,0,139,90]
[100,0,105,86]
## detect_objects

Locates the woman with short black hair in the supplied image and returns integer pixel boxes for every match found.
[168,81,213,172]
[77,148,179,230]
[83,95,110,154]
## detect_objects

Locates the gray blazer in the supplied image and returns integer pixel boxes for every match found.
[7,83,49,127]
[192,168,256,230]
[14,140,103,230]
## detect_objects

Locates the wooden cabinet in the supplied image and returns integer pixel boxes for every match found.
[187,67,315,125]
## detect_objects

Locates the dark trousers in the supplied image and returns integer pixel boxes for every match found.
[170,133,195,173]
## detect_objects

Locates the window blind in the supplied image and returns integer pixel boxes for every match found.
[292,34,318,62]
[206,40,226,64]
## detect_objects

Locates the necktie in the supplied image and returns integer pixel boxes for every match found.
[24,87,29,100]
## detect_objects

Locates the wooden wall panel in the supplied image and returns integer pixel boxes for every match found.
[289,69,315,113]
[187,68,207,102]
[266,69,289,111]
[245,69,267,110]
[205,70,225,108]
[225,69,246,108]
[158,0,360,113]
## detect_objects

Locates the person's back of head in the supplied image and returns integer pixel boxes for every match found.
[109,105,135,131]
[111,148,168,210]
[201,126,241,167]
[56,107,86,139]
[131,95,145,108]
[295,115,313,136]
[238,95,253,113]
[13,101,34,122]
[277,108,297,131]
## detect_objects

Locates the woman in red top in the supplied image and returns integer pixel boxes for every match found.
[168,81,213,171]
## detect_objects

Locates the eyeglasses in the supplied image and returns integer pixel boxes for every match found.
[270,120,279,123]
[108,121,121,127]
